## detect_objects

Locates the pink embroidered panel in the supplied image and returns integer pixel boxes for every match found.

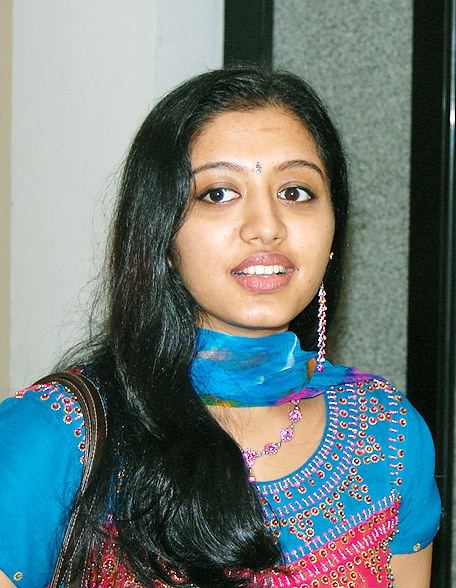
[83,501,398,588]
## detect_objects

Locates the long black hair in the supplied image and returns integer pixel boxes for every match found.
[71,65,350,587]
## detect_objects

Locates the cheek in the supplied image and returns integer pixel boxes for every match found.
[174,223,226,283]
[315,213,335,249]
[293,217,334,253]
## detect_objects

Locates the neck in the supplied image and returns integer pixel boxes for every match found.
[207,395,326,483]
[207,402,290,445]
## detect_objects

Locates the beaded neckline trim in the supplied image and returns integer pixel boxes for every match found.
[256,378,402,497]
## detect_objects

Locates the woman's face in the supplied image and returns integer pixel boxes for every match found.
[174,106,335,337]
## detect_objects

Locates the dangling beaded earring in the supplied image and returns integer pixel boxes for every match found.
[316,282,327,372]
[316,251,333,372]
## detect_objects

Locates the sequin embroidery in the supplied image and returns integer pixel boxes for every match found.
[16,381,86,464]
[82,378,411,587]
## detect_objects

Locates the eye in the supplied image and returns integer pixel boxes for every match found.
[278,186,314,202]
[199,187,240,204]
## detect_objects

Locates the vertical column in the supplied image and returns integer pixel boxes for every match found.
[272,0,412,393]
[224,0,273,65]
[407,1,456,584]
[0,0,12,398]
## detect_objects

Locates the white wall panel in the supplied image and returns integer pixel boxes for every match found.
[9,0,224,393]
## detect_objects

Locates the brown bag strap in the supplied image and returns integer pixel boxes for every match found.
[33,371,107,587]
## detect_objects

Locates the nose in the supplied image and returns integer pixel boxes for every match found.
[239,189,287,245]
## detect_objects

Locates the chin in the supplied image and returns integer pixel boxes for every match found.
[238,309,298,329]
[224,315,292,335]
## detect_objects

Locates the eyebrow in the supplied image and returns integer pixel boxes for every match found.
[192,159,325,179]
[192,162,244,175]
[277,159,325,179]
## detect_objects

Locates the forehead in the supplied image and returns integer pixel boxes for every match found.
[190,106,323,166]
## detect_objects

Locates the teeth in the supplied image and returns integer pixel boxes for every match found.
[235,264,288,275]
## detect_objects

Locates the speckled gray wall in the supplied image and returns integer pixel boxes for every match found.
[274,0,412,391]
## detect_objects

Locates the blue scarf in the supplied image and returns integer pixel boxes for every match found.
[190,329,368,407]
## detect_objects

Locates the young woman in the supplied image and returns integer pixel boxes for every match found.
[0,66,441,587]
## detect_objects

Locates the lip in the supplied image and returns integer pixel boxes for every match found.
[231,253,295,273]
[231,252,295,293]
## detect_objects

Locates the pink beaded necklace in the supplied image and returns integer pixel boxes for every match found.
[242,399,303,482]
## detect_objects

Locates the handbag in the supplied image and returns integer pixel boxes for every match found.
[33,371,107,588]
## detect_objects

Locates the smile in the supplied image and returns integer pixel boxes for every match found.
[233,264,288,276]
[231,253,295,292]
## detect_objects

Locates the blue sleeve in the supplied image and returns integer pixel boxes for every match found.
[0,384,84,587]
[389,393,441,554]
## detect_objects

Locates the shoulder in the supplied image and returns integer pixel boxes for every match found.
[0,381,85,587]
[0,378,86,505]
[331,368,441,553]
[1,380,86,463]
[332,370,425,434]
[333,372,435,478]
[344,374,433,456]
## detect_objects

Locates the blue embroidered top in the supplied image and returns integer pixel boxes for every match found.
[0,382,85,587]
[0,332,442,587]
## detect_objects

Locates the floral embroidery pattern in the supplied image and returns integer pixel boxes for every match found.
[253,501,398,587]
